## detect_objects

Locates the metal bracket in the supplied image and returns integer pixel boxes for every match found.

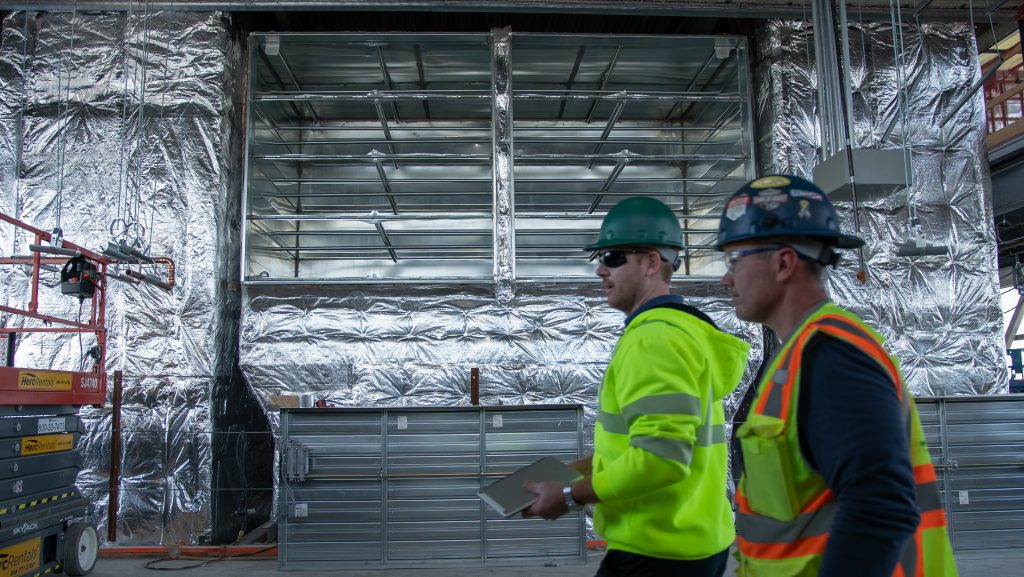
[284,440,311,483]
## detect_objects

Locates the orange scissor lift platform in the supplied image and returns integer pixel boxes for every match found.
[0,368,106,407]
[1,212,106,577]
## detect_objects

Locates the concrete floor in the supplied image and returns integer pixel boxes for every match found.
[84,549,1021,576]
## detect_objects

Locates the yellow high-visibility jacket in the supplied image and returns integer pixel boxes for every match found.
[592,306,750,560]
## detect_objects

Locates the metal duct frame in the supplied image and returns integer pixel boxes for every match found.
[241,31,757,285]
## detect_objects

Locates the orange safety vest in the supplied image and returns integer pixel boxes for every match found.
[734,302,957,577]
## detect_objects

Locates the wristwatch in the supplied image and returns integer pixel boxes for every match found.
[562,484,582,511]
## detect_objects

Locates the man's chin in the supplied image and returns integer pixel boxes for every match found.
[734,308,757,323]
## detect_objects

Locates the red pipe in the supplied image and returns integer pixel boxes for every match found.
[99,546,277,558]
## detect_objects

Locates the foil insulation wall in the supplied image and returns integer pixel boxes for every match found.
[0,10,242,544]
[756,20,1006,395]
[241,285,761,435]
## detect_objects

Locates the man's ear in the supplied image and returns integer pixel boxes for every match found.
[774,248,800,282]
[643,252,663,277]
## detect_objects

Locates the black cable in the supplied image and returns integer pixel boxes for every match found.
[143,558,213,571]
[143,545,277,572]
[77,300,84,371]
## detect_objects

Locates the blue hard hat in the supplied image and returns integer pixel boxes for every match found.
[715,174,865,250]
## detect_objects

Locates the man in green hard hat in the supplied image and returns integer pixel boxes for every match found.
[524,197,750,577]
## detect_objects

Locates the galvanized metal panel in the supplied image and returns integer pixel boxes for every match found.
[485,514,584,559]
[484,407,582,472]
[916,396,1024,552]
[944,401,1024,466]
[387,412,481,475]
[279,406,585,569]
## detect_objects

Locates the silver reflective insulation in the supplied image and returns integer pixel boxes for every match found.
[0,10,234,544]
[492,27,515,303]
[756,19,1006,395]
[241,285,761,434]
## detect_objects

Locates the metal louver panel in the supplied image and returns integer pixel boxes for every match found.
[917,396,1024,551]
[242,31,755,283]
[278,405,585,569]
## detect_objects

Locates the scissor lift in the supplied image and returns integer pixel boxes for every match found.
[0,213,108,576]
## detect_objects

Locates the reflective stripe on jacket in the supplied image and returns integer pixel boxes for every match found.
[735,302,958,577]
[592,305,749,560]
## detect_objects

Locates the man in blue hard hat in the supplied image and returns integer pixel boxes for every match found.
[719,174,957,577]
[524,196,750,577]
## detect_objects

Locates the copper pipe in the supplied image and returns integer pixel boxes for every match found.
[152,257,176,289]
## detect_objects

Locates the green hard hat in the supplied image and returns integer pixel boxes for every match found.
[584,197,684,252]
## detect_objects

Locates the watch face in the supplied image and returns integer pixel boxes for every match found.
[563,484,580,509]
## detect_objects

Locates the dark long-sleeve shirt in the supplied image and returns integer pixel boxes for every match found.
[797,334,921,577]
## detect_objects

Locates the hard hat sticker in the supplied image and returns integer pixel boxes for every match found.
[749,176,791,189]
[798,200,812,219]
[751,188,789,211]
[725,196,749,221]
[789,189,823,201]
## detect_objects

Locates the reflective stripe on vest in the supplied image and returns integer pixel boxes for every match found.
[597,388,726,466]
[736,308,955,577]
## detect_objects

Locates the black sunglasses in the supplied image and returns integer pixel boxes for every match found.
[592,249,656,268]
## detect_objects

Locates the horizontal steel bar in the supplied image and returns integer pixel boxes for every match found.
[260,221,720,237]
[254,153,491,161]
[520,125,741,131]
[254,90,490,101]
[257,137,741,146]
[0,257,67,264]
[251,245,492,252]
[249,210,723,221]
[250,243,719,257]
[29,243,80,257]
[0,305,99,331]
[258,176,742,184]
[258,124,742,132]
[516,153,746,161]
[255,152,745,162]
[514,91,742,102]
[524,176,749,182]
[260,178,491,184]
[251,213,494,221]
[258,191,491,198]
[518,138,742,145]
[1,215,111,263]
[257,138,490,146]
[265,229,485,236]
[0,327,100,333]
[253,191,729,201]
[254,90,743,103]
